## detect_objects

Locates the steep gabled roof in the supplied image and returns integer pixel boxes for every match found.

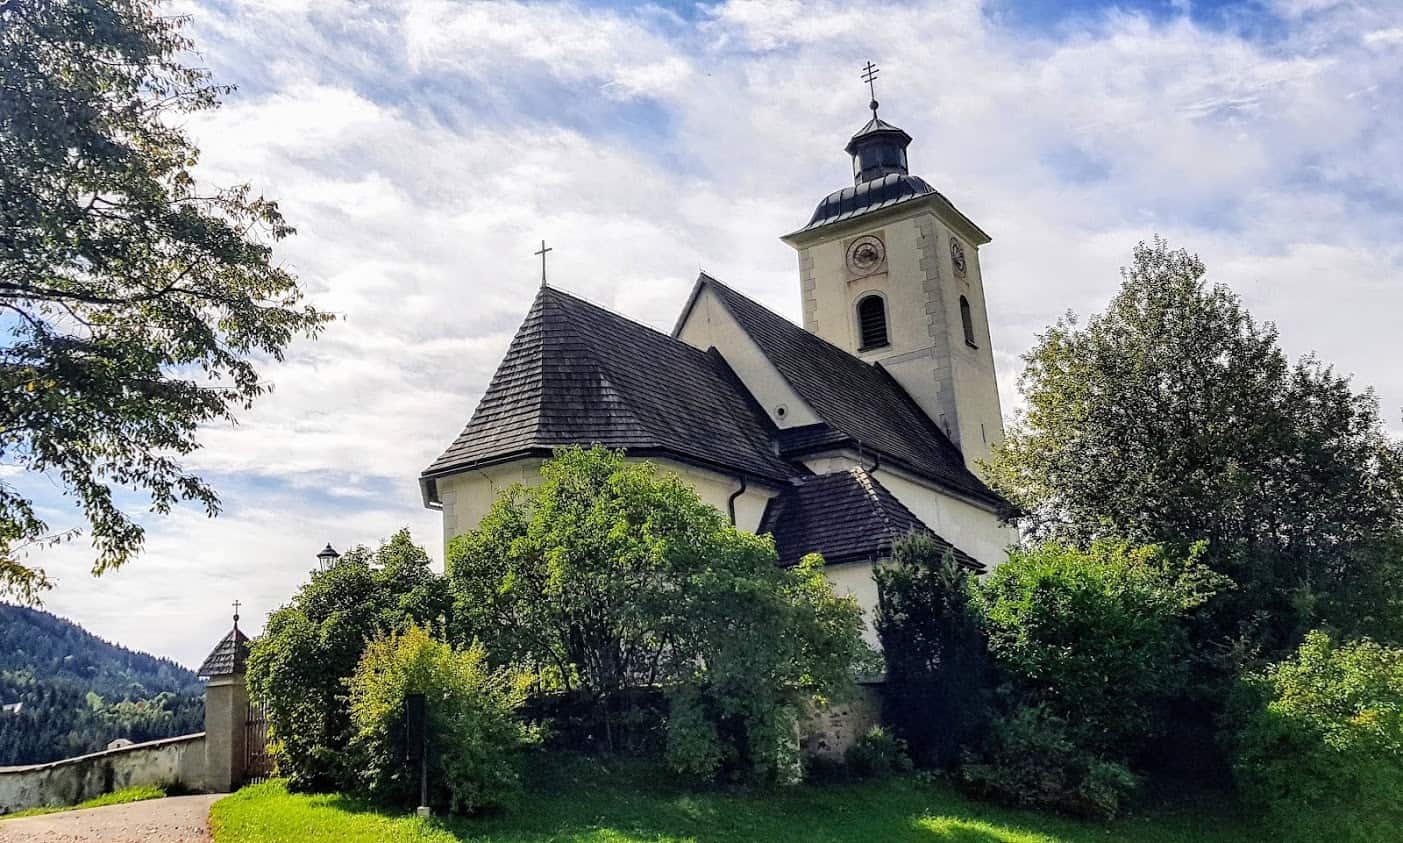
[422,286,800,485]
[686,275,1001,506]
[759,468,981,570]
[198,627,249,678]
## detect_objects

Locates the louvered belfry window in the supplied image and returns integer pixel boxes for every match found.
[857,295,889,350]
[960,295,977,348]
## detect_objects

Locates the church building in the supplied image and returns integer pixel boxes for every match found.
[420,96,1014,647]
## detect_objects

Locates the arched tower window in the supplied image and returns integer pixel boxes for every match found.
[857,295,889,350]
[960,295,977,348]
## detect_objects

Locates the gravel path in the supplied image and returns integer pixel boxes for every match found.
[0,794,221,843]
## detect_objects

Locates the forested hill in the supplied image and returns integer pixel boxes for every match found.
[0,604,204,765]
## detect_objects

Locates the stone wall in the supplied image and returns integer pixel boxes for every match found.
[0,733,206,815]
[798,683,883,761]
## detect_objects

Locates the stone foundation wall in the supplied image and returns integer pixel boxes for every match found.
[798,683,883,760]
[0,733,206,815]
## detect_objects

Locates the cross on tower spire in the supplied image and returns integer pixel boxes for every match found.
[534,239,553,287]
[861,60,880,118]
[232,599,241,631]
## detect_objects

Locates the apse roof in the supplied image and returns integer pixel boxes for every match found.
[421,286,800,486]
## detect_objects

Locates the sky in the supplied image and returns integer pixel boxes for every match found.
[14,0,1403,669]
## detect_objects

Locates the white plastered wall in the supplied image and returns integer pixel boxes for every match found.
[434,456,778,557]
[674,284,818,429]
[873,468,1014,572]
[824,560,884,651]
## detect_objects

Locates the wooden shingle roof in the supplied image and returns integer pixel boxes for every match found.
[689,275,1001,506]
[197,627,249,678]
[759,468,981,570]
[422,286,801,485]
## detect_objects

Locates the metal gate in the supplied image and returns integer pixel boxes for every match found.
[243,701,273,784]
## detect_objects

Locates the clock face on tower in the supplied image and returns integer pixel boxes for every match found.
[846,234,886,276]
[949,237,967,277]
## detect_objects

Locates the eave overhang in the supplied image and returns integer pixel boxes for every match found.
[419,445,797,511]
[781,188,991,249]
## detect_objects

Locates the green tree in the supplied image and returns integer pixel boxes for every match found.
[0,0,331,601]
[246,530,449,791]
[448,446,870,782]
[874,533,990,769]
[989,238,1403,656]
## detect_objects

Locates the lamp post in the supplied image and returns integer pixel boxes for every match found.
[316,543,340,572]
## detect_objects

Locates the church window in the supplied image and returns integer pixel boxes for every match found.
[960,295,978,348]
[857,295,889,350]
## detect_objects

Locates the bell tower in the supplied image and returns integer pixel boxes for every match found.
[780,78,1005,474]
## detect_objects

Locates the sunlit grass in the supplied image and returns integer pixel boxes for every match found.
[208,755,1296,843]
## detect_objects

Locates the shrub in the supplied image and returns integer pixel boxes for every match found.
[874,533,990,768]
[974,541,1223,756]
[1230,630,1403,828]
[844,726,913,778]
[961,704,1136,820]
[962,541,1223,817]
[246,530,450,791]
[347,625,528,815]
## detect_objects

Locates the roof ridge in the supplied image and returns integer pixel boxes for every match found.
[849,466,897,538]
[541,284,694,348]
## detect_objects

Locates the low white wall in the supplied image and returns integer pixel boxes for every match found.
[0,733,207,815]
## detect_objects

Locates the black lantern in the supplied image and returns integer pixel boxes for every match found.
[316,543,340,572]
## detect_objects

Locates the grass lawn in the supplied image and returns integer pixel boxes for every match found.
[0,784,166,820]
[209,756,1334,843]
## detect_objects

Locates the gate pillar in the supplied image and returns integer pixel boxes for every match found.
[198,606,253,792]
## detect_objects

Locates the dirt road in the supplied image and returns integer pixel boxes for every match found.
[0,794,221,843]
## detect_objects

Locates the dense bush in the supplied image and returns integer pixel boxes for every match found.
[975,541,1222,755]
[962,704,1136,820]
[347,626,527,814]
[874,533,990,768]
[844,726,913,779]
[963,541,1224,817]
[246,530,450,790]
[449,447,871,784]
[1230,630,1403,829]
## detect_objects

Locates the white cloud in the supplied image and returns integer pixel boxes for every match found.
[1364,27,1403,46]
[22,0,1403,665]
[402,0,693,99]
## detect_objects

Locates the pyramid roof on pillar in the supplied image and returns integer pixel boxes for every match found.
[198,627,250,679]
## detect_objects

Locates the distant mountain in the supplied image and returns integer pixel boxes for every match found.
[0,604,204,765]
